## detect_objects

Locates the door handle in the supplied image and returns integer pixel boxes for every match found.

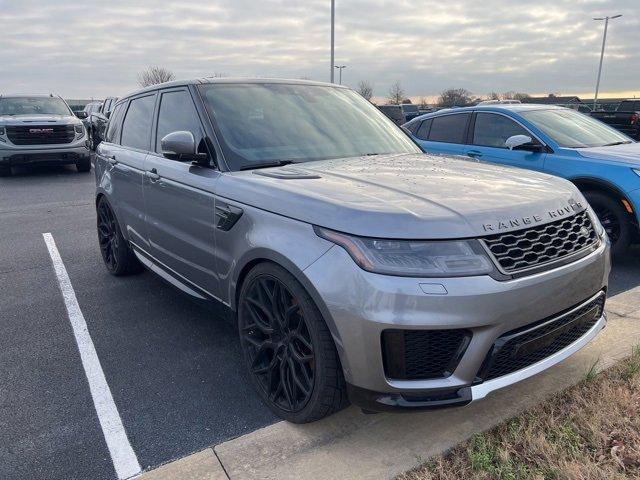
[145,168,160,181]
[467,150,483,158]
[105,155,117,165]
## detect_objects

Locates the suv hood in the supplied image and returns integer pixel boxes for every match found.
[0,114,77,125]
[578,142,640,166]
[218,153,587,239]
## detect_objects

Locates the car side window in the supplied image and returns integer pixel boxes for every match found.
[472,113,530,148]
[105,102,126,144]
[120,94,156,151]
[155,90,204,155]
[428,113,470,143]
[415,119,432,140]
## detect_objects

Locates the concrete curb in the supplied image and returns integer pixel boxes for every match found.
[140,289,640,480]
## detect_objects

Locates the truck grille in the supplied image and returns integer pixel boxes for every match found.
[482,210,598,274]
[6,125,76,145]
[478,291,605,382]
[382,329,471,380]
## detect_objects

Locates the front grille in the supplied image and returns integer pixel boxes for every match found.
[482,210,598,274]
[479,292,605,381]
[382,329,471,380]
[6,125,76,145]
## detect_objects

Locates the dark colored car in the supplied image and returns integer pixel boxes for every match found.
[377,104,420,126]
[591,100,640,140]
[88,96,118,150]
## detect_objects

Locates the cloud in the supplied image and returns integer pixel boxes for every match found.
[0,0,637,99]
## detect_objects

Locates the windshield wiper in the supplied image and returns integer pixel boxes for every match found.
[602,141,632,146]
[240,160,296,171]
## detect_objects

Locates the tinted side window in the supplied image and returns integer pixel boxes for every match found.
[121,94,156,151]
[155,90,204,154]
[105,102,125,143]
[472,113,529,148]
[415,119,432,140]
[428,114,470,143]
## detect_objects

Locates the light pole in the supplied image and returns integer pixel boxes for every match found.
[593,14,622,110]
[334,65,346,85]
[330,0,335,83]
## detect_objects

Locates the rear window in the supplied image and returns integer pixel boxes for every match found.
[415,119,432,140]
[105,102,126,143]
[120,94,156,151]
[428,113,470,143]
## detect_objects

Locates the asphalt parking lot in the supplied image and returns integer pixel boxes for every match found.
[1,163,639,480]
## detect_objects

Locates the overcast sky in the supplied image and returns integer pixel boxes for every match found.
[0,0,638,100]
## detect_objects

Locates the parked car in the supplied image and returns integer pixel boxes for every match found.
[591,99,640,140]
[95,79,608,423]
[378,104,420,125]
[405,104,639,254]
[0,94,91,176]
[88,96,118,150]
[81,101,102,129]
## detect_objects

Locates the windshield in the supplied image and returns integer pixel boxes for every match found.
[0,97,72,116]
[198,83,420,170]
[521,108,632,148]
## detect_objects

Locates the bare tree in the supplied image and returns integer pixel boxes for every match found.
[356,80,374,102]
[387,81,405,105]
[418,96,430,109]
[502,91,531,102]
[137,66,175,88]
[487,92,500,100]
[438,88,472,107]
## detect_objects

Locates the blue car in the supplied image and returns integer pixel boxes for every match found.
[404,105,640,253]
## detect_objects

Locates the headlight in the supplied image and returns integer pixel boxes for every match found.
[315,227,494,277]
[74,124,84,136]
[586,207,606,237]
[0,126,5,135]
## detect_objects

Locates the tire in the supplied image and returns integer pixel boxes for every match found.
[76,157,91,172]
[0,165,11,177]
[237,262,348,423]
[96,197,142,275]
[584,191,631,255]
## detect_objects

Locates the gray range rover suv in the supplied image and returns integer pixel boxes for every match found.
[95,79,610,423]
[0,94,91,176]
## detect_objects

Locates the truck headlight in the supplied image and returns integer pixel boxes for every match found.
[74,124,85,136]
[315,227,494,277]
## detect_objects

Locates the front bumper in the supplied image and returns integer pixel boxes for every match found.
[0,142,90,166]
[303,235,610,412]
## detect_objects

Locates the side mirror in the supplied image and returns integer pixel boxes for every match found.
[505,135,532,150]
[161,131,206,162]
[104,110,111,119]
[75,111,88,119]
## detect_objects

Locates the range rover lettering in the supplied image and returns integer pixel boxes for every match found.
[0,94,91,176]
[95,79,610,423]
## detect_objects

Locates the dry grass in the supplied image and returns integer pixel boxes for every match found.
[399,346,640,480]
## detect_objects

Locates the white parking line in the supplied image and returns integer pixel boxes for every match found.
[43,233,141,480]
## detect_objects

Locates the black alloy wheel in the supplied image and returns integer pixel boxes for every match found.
[238,263,347,423]
[241,275,315,412]
[97,199,120,272]
[593,204,621,243]
[584,191,631,255]
[96,197,142,275]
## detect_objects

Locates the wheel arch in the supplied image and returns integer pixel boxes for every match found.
[231,249,349,382]
[570,176,637,222]
[231,248,343,346]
